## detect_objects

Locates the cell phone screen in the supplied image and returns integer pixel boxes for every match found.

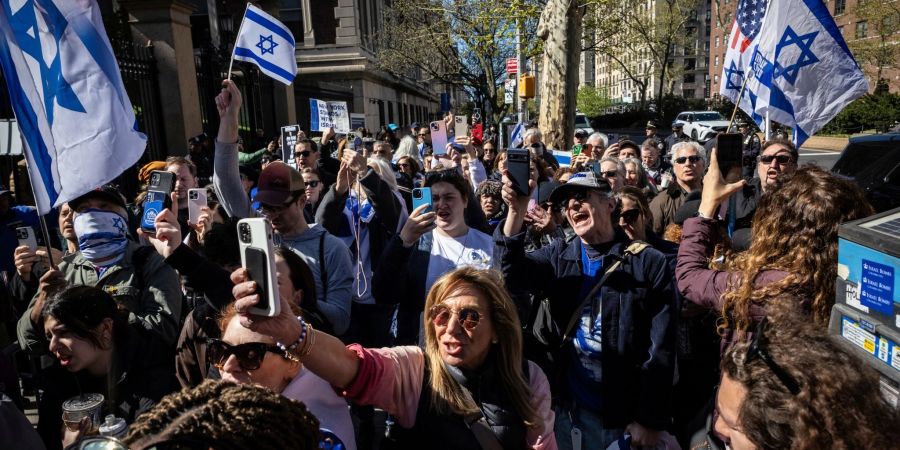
[716,133,743,174]
[244,247,270,311]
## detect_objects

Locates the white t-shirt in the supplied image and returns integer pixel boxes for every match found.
[425,228,494,289]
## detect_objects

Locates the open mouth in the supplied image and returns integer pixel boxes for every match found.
[436,209,452,221]
[571,211,590,225]
[443,341,464,357]
[56,353,73,367]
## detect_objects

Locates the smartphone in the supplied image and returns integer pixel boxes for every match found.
[506,148,531,196]
[586,160,602,179]
[188,188,207,225]
[716,133,744,175]
[572,144,582,156]
[430,121,449,156]
[141,170,175,233]
[16,226,37,252]
[412,187,433,213]
[453,115,468,137]
[237,218,280,317]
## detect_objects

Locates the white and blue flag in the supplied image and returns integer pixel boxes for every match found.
[232,4,296,85]
[508,121,525,147]
[0,0,146,214]
[740,0,868,147]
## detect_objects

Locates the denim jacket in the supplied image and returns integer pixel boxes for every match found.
[494,225,676,430]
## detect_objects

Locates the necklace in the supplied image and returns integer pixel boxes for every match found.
[436,228,471,267]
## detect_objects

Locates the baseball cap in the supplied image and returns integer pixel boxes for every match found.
[646,120,658,129]
[672,121,684,128]
[70,184,127,211]
[387,123,400,132]
[410,122,421,129]
[255,161,303,205]
[574,129,590,138]
[549,171,612,205]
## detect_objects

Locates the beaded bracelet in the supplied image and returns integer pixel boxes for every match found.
[277,316,307,359]
[295,323,316,358]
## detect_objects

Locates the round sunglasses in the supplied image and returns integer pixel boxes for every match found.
[206,338,287,371]
[430,304,485,331]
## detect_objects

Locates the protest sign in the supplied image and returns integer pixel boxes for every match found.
[309,99,350,133]
[280,125,301,161]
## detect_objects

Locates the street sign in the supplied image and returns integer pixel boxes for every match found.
[504,79,516,104]
[506,58,518,75]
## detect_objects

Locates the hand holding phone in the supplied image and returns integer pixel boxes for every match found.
[572,144,582,156]
[715,133,743,180]
[453,115,468,137]
[401,191,436,247]
[237,218,280,317]
[506,148,531,196]
[411,187,433,213]
[188,188,207,225]
[141,171,175,234]
[16,226,37,252]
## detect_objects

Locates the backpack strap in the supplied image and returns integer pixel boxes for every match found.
[318,233,327,304]
[560,240,649,343]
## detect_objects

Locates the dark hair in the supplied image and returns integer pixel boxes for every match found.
[761,137,799,161]
[274,246,317,308]
[125,379,321,450]
[295,138,318,153]
[41,285,128,349]
[201,217,241,269]
[721,305,900,450]
[475,180,502,199]
[425,169,470,199]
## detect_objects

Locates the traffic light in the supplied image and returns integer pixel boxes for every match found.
[519,74,535,99]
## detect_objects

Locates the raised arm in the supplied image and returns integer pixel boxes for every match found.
[212,80,256,218]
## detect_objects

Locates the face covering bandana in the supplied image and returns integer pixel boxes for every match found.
[74,209,129,264]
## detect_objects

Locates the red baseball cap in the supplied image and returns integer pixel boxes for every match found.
[255,161,304,205]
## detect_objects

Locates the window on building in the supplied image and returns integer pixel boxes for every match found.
[715,36,720,47]
[684,74,696,84]
[311,0,338,45]
[388,101,394,124]
[714,55,719,66]
[714,74,719,83]
[835,0,846,15]
[856,21,868,39]
[683,89,695,98]
[278,0,302,41]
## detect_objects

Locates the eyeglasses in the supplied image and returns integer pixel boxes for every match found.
[563,189,592,207]
[304,180,320,188]
[745,318,801,395]
[673,155,703,165]
[758,154,794,165]
[620,208,641,224]
[430,304,484,331]
[599,170,619,178]
[206,338,286,371]
[294,150,312,158]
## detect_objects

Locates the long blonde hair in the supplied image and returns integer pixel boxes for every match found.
[422,267,540,428]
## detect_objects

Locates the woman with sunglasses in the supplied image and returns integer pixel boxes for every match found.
[621,157,658,199]
[676,151,874,352]
[230,266,557,449]
[210,299,355,449]
[301,167,323,224]
[373,169,493,345]
[713,310,900,450]
[38,285,177,450]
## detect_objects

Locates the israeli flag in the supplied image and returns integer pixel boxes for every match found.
[0,0,146,214]
[742,0,868,147]
[232,4,296,85]
[509,122,525,147]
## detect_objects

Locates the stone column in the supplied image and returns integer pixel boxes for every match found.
[121,0,201,156]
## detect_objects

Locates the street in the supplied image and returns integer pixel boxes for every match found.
[797,147,842,170]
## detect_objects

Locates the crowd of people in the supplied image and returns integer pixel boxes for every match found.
[0,79,897,450]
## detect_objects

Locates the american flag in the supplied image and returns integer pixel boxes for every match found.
[731,0,769,52]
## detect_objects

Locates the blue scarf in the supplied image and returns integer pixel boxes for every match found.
[74,209,128,264]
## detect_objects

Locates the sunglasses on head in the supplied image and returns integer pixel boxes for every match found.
[619,208,641,223]
[745,318,801,395]
[758,154,793,164]
[295,150,312,158]
[304,180,320,188]
[206,338,286,371]
[674,155,702,165]
[430,304,484,331]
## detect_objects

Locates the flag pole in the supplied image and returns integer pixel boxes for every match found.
[727,74,751,132]
[225,4,251,81]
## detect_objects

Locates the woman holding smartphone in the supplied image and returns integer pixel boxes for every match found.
[372,169,494,345]
[230,266,557,449]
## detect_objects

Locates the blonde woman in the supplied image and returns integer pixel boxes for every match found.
[229,266,557,450]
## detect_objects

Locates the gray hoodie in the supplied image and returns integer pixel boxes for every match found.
[214,140,353,335]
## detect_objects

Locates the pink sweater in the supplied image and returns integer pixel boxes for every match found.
[340,345,557,450]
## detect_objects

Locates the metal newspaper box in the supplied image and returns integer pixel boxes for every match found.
[830,207,900,408]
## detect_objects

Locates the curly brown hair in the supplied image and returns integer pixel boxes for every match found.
[720,166,873,333]
[721,306,900,450]
[124,379,321,450]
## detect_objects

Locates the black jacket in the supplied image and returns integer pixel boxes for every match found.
[494,226,676,430]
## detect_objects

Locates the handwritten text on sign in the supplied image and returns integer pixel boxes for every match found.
[309,99,350,133]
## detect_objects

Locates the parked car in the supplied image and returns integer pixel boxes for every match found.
[575,113,595,137]
[675,111,732,143]
[831,133,900,213]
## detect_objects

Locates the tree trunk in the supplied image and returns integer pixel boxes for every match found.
[538,0,583,151]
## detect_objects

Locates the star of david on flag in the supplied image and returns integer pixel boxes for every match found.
[232,4,296,85]
[719,0,770,125]
[741,0,868,147]
[0,0,146,214]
